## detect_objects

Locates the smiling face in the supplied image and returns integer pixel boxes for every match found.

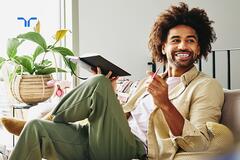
[163,25,200,75]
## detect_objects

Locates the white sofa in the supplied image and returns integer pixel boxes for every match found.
[174,89,240,159]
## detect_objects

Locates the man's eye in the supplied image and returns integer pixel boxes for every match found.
[171,39,180,43]
[187,39,196,43]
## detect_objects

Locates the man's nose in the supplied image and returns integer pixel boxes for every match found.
[178,41,187,50]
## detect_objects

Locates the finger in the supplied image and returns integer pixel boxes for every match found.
[97,67,102,74]
[153,75,168,88]
[110,76,119,81]
[146,70,165,87]
[149,78,166,90]
[147,86,155,95]
[145,75,159,86]
[144,78,151,89]
[145,78,155,90]
[146,70,167,88]
[146,78,167,95]
[91,67,97,74]
[105,70,112,78]
[147,82,157,92]
[146,70,154,77]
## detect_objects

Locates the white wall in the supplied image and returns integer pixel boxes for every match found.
[77,0,240,88]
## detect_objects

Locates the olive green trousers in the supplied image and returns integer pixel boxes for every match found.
[9,75,146,160]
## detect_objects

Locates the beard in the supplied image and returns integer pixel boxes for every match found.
[169,49,198,68]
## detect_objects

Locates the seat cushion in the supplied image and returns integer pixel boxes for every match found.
[220,89,240,141]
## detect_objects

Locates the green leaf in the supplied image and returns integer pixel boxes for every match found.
[17,32,47,51]
[0,57,6,70]
[7,38,23,58]
[63,57,76,74]
[35,67,66,75]
[41,59,52,66]
[34,60,52,70]
[16,66,28,74]
[51,47,75,56]
[51,47,76,72]
[14,55,34,74]
[33,46,45,62]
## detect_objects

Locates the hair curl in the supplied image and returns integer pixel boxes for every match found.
[148,2,216,63]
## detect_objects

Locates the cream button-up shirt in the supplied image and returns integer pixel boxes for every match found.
[123,66,224,160]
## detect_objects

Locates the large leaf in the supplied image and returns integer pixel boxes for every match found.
[7,38,23,58]
[33,46,45,62]
[51,47,76,72]
[0,57,6,70]
[14,55,34,74]
[35,67,66,75]
[17,32,47,51]
[51,47,75,56]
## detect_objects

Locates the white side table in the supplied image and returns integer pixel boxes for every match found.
[11,104,34,147]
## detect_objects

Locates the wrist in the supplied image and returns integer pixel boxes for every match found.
[158,100,173,112]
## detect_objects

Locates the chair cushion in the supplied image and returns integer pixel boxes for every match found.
[220,89,240,141]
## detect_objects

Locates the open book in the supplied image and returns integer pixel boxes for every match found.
[66,54,131,77]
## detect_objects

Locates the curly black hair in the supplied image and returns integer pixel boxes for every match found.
[148,2,216,63]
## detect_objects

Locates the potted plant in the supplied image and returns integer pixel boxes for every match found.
[0,21,76,105]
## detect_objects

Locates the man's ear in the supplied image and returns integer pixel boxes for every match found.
[195,49,201,60]
[196,45,201,56]
[162,45,166,55]
[162,49,166,55]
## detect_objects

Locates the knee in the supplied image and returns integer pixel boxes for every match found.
[25,119,42,130]
[24,119,51,136]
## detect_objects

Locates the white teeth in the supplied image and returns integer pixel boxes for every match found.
[177,54,189,57]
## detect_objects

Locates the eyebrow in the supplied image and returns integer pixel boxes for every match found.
[170,35,198,40]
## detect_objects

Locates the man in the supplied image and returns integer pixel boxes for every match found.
[2,2,224,160]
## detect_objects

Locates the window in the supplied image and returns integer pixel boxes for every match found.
[0,0,63,147]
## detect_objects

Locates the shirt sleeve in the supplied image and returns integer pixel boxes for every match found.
[170,79,224,152]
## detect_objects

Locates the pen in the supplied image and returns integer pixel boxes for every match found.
[152,66,161,79]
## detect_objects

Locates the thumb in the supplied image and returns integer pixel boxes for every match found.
[146,70,154,76]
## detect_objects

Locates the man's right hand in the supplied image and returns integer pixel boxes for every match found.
[91,67,119,91]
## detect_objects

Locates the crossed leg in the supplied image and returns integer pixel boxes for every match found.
[8,75,146,160]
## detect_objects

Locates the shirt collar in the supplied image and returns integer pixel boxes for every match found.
[180,66,200,86]
[160,65,200,86]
